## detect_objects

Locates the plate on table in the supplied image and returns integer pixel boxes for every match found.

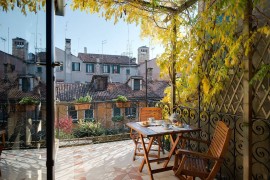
[153,120,164,126]
[137,122,150,127]
[173,122,185,128]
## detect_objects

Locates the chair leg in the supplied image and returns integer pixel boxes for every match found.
[161,136,165,154]
[0,144,3,156]
[174,155,187,177]
[132,137,140,161]
[133,142,137,161]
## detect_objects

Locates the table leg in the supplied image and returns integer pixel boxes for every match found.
[1,133,5,145]
[163,134,181,168]
[139,134,154,180]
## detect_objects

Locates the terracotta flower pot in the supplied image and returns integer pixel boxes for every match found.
[26,105,36,111]
[116,101,131,108]
[16,104,26,112]
[74,103,91,110]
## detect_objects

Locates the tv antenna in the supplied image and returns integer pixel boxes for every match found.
[102,40,107,57]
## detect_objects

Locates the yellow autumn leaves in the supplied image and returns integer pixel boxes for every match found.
[0,0,45,14]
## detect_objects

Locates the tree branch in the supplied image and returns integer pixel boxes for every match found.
[116,0,198,14]
[255,6,270,22]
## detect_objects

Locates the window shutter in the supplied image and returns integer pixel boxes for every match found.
[19,79,22,91]
[108,65,110,73]
[134,79,140,90]
[60,62,63,71]
[30,78,34,91]
[72,62,75,71]
[117,65,120,73]
[92,64,95,73]
[113,108,120,116]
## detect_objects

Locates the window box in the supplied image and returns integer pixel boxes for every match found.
[17,97,39,112]
[16,104,26,112]
[74,103,91,110]
[116,101,131,108]
[15,104,36,112]
[74,94,92,110]
[113,95,131,108]
[26,104,36,111]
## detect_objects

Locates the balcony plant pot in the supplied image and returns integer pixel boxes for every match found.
[74,103,91,110]
[16,104,26,112]
[74,94,92,110]
[26,104,36,111]
[18,97,39,112]
[116,101,131,108]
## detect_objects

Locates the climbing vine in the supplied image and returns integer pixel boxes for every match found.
[1,0,269,106]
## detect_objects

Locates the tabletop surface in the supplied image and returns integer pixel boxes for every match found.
[126,122,200,137]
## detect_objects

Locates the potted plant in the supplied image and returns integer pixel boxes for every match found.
[112,115,124,122]
[17,96,40,111]
[113,95,131,108]
[74,94,92,110]
[111,115,124,129]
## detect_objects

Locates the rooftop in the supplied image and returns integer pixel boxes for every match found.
[78,53,137,65]
[55,80,169,102]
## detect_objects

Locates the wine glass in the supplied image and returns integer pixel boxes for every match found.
[169,113,178,125]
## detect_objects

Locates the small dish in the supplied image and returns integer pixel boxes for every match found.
[163,123,171,130]
[173,122,185,128]
[140,121,150,127]
[155,120,163,125]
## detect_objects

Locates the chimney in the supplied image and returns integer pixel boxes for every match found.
[84,47,87,54]
[96,58,100,74]
[65,38,71,54]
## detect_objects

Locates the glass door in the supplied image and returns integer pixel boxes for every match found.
[0,2,54,179]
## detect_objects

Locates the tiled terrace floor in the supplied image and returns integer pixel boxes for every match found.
[0,140,179,180]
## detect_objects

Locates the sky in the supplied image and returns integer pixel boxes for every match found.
[0,2,163,60]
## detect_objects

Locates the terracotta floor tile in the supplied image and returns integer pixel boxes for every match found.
[0,140,179,180]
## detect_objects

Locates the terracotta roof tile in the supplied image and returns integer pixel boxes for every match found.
[78,53,137,65]
[56,80,169,102]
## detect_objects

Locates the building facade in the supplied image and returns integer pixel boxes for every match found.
[55,39,139,84]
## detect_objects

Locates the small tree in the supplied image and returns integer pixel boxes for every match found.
[55,116,73,134]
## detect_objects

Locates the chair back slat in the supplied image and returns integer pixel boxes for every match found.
[207,121,231,158]
[174,120,231,180]
[139,107,162,122]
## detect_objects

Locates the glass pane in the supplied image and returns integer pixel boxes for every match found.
[0,3,47,179]
[134,79,140,90]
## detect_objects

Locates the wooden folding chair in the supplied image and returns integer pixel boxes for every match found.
[173,121,231,180]
[130,107,164,161]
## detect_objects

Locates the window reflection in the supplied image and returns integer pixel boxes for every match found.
[0,3,47,178]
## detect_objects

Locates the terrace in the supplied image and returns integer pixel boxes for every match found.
[0,140,178,180]
[0,0,269,180]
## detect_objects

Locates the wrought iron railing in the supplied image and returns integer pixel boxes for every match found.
[1,101,269,179]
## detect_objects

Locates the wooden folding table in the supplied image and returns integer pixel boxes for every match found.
[126,122,200,180]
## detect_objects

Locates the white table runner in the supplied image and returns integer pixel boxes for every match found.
[148,126,188,133]
[148,126,173,133]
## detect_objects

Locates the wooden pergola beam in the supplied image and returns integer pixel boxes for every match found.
[243,0,253,179]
